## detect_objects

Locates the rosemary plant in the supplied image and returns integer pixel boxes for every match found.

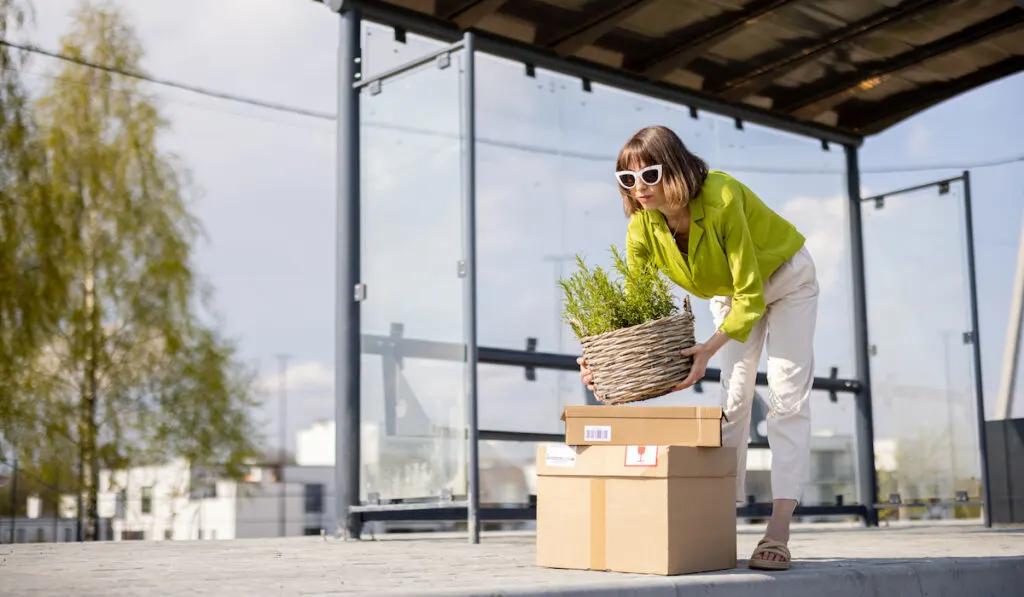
[558,245,679,340]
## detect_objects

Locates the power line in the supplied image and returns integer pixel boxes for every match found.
[0,39,334,121]
[3,38,1022,175]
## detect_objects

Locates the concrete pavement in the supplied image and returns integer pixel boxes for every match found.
[1,522,1022,596]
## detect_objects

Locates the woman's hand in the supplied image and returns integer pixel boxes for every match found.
[672,331,731,392]
[577,357,599,399]
[672,343,711,391]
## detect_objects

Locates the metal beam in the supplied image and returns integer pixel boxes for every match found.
[962,170,993,529]
[844,144,879,527]
[861,175,964,203]
[347,0,862,146]
[545,0,660,57]
[713,0,956,101]
[479,430,563,443]
[360,334,860,394]
[841,55,1024,134]
[638,0,798,80]
[354,41,465,89]
[782,11,1024,119]
[333,2,364,541]
[352,502,870,524]
[448,0,509,29]
[461,30,481,545]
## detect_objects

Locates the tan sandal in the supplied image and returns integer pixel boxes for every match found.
[747,537,791,571]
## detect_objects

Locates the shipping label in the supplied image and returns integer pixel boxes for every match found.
[624,445,659,467]
[544,444,578,467]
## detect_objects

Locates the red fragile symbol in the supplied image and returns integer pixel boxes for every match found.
[637,446,646,458]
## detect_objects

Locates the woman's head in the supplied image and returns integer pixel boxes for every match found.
[615,125,708,216]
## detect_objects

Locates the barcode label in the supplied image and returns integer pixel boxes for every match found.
[584,425,612,442]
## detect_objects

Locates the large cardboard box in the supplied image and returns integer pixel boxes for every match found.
[561,405,724,447]
[535,443,738,575]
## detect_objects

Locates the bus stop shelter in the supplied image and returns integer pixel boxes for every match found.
[317,0,1024,542]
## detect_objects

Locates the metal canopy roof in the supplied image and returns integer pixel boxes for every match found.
[330,0,1024,145]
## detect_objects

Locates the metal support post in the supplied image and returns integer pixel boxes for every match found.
[961,170,993,528]
[461,30,481,545]
[844,144,879,527]
[333,3,363,540]
[277,353,291,537]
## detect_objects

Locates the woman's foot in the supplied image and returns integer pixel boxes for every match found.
[748,536,791,570]
[747,498,796,571]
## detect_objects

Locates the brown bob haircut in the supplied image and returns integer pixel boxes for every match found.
[615,125,709,217]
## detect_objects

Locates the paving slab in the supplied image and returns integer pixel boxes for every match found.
[1,522,1022,596]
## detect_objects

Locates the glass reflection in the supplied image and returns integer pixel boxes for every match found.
[862,182,982,519]
[358,48,467,502]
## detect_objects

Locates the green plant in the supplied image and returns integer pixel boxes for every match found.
[558,245,679,339]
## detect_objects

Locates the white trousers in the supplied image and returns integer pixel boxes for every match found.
[709,245,819,505]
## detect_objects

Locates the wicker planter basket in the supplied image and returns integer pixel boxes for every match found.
[580,296,697,405]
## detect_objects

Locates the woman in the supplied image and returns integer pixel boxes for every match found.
[578,125,818,571]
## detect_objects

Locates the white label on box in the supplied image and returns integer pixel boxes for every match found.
[544,444,577,467]
[624,445,659,467]
[583,425,612,442]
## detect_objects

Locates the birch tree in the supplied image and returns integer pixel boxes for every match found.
[18,0,262,540]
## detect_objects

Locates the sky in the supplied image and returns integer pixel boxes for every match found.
[12,0,1024,499]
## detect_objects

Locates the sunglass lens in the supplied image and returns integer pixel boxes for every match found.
[641,169,660,184]
[618,173,636,188]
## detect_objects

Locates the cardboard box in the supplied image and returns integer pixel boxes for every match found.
[535,443,738,575]
[561,405,724,447]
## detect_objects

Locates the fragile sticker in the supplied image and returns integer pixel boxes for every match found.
[583,425,612,442]
[624,445,658,467]
[544,444,577,467]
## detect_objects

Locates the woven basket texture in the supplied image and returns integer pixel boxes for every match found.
[580,296,696,405]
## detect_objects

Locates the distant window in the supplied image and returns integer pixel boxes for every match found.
[141,487,153,514]
[63,527,73,542]
[15,528,25,543]
[304,483,324,514]
[35,528,45,543]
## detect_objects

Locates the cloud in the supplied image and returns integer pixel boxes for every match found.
[905,124,933,160]
[778,193,849,293]
[257,360,334,396]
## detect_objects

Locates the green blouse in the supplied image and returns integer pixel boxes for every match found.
[626,170,806,343]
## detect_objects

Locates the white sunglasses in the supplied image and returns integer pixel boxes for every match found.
[615,164,663,190]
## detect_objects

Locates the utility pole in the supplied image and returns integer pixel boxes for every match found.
[275,354,291,538]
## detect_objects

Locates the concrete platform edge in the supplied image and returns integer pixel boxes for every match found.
[411,556,1024,597]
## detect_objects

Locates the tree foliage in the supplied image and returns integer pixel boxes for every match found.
[2,0,263,540]
[1,0,71,447]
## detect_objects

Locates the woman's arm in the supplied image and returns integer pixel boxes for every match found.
[716,183,766,344]
[673,182,766,391]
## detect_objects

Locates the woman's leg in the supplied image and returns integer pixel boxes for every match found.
[710,296,769,504]
[752,246,820,568]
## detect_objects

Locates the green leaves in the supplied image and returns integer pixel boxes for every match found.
[0,0,262,539]
[558,244,679,339]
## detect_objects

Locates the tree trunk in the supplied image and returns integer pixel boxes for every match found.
[81,214,100,541]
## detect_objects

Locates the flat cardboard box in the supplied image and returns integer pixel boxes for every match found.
[561,405,724,447]
[535,443,738,575]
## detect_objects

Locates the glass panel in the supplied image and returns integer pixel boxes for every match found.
[359,51,467,502]
[474,53,856,446]
[861,182,982,519]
